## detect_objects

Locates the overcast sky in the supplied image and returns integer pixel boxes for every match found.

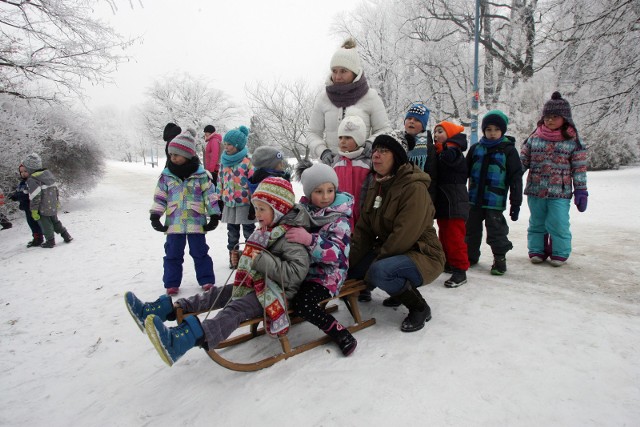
[83,0,360,124]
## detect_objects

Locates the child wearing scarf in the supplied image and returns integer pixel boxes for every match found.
[217,126,256,269]
[465,110,523,275]
[520,92,588,266]
[127,177,310,366]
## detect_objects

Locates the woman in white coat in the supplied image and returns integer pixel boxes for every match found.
[307,39,391,164]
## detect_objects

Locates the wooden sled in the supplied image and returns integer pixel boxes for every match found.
[176,279,376,372]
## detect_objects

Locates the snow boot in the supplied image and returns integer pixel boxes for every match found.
[382,295,402,307]
[165,287,179,296]
[396,286,431,332]
[549,256,567,267]
[61,230,73,243]
[145,314,204,367]
[323,320,357,356]
[443,262,454,274]
[27,234,44,248]
[444,269,467,288]
[40,238,55,248]
[529,254,546,264]
[125,292,175,332]
[358,289,372,302]
[490,255,507,275]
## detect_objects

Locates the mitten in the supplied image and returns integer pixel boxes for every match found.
[440,147,457,163]
[320,149,335,166]
[150,213,168,232]
[509,205,520,222]
[285,227,313,246]
[247,203,256,221]
[361,139,373,157]
[31,210,40,221]
[203,215,220,232]
[574,189,588,212]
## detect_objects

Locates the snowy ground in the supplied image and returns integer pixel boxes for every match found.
[1,160,638,426]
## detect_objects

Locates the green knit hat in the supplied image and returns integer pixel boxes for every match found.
[481,110,509,135]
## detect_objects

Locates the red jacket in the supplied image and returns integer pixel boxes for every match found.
[333,156,371,230]
[204,133,222,174]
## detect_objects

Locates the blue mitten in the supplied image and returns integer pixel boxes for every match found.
[574,190,588,212]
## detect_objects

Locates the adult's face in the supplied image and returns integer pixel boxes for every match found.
[372,146,394,177]
[331,67,357,85]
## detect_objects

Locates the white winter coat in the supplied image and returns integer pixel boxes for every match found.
[307,75,391,158]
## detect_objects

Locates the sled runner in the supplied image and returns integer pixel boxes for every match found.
[176,279,376,371]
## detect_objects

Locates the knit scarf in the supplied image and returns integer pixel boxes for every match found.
[407,133,429,170]
[325,74,370,108]
[338,147,365,159]
[479,136,503,148]
[167,157,199,180]
[231,224,292,335]
[221,147,249,167]
[534,124,576,142]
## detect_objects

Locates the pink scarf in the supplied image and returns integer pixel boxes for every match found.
[534,124,576,142]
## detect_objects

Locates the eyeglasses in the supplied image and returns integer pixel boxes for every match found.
[372,147,391,155]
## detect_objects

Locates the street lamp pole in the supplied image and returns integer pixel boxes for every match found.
[471,0,481,146]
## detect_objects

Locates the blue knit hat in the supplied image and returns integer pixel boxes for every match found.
[405,103,430,131]
[223,126,249,150]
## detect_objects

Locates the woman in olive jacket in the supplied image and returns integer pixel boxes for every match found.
[348,133,445,332]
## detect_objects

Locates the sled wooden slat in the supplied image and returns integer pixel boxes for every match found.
[177,279,375,371]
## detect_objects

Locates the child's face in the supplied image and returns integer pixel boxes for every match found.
[224,143,238,155]
[170,153,189,165]
[543,115,564,130]
[484,124,503,140]
[433,126,448,144]
[338,136,358,153]
[404,117,424,136]
[253,200,275,229]
[331,67,357,85]
[311,183,336,208]
[19,166,30,179]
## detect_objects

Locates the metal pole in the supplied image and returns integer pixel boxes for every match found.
[471,0,480,146]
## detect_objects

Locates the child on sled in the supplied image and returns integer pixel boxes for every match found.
[125,177,310,366]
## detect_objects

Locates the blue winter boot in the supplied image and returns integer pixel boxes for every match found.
[145,314,204,367]
[124,292,174,332]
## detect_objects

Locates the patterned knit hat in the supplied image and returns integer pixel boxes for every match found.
[163,123,182,143]
[542,91,574,126]
[405,103,430,132]
[251,146,285,170]
[435,121,465,138]
[481,110,509,135]
[372,132,409,167]
[203,124,216,134]
[168,128,197,159]
[251,177,295,223]
[22,153,43,173]
[330,38,363,76]
[338,115,367,148]
[224,125,249,150]
[299,162,339,200]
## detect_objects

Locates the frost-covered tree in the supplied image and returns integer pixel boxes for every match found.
[0,0,134,102]
[140,72,240,155]
[245,80,316,162]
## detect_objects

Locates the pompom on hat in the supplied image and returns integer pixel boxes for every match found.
[481,110,509,136]
[251,146,285,170]
[330,38,363,76]
[542,91,575,127]
[338,115,367,148]
[22,153,43,173]
[223,125,250,151]
[251,177,296,224]
[168,128,197,159]
[405,103,430,132]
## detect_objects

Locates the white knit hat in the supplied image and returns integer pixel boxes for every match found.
[329,38,363,76]
[338,116,367,148]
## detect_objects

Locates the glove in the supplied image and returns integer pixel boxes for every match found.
[31,210,40,221]
[285,227,313,246]
[509,205,520,221]
[150,214,168,232]
[203,215,220,232]
[574,189,588,212]
[247,203,256,221]
[440,147,457,163]
[361,139,373,157]
[320,149,335,166]
[9,192,19,201]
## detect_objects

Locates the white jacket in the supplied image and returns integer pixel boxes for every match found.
[307,77,391,158]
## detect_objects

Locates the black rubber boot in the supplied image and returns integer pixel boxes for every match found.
[395,287,431,332]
